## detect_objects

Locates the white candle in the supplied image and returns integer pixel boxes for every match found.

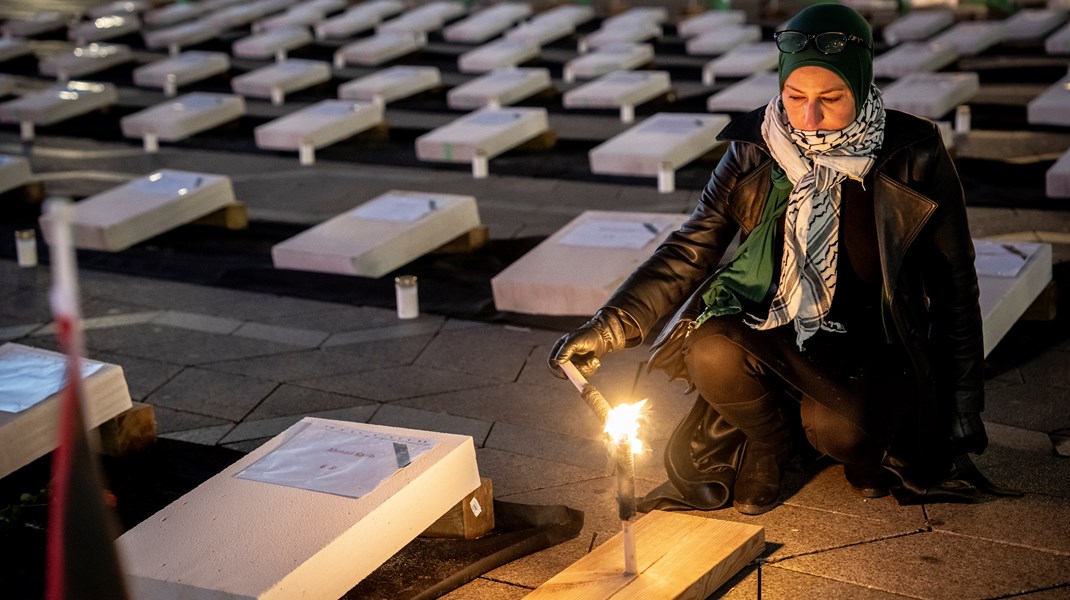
[15,229,37,268]
[395,275,419,319]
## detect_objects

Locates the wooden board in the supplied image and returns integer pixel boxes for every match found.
[525,511,763,599]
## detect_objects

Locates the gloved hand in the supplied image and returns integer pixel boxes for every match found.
[950,411,988,455]
[547,308,628,379]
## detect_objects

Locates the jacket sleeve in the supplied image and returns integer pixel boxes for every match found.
[601,140,760,344]
[915,127,985,414]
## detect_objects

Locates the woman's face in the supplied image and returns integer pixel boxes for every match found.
[781,66,857,131]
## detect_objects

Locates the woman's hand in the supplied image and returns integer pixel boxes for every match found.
[547,309,627,379]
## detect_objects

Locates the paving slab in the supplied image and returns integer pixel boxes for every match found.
[484,420,614,474]
[719,564,915,599]
[241,383,380,421]
[202,348,378,382]
[439,578,528,600]
[91,350,185,401]
[231,321,329,347]
[984,381,1070,433]
[322,320,441,347]
[219,404,380,443]
[369,402,492,444]
[298,364,493,402]
[476,449,611,500]
[150,404,234,435]
[145,366,278,421]
[973,445,1070,499]
[927,493,1070,555]
[414,323,553,381]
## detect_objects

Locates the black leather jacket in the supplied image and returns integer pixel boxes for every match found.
[605,107,984,414]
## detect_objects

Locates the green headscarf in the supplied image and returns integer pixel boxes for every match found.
[777,4,874,114]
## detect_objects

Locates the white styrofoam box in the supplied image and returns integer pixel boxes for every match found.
[0,81,118,126]
[39,43,134,81]
[0,38,33,63]
[707,72,778,113]
[505,16,575,46]
[255,99,383,151]
[975,241,1053,357]
[415,107,549,163]
[377,0,466,35]
[204,4,270,30]
[1027,72,1070,126]
[930,21,1006,56]
[882,72,979,118]
[564,70,671,110]
[589,112,730,176]
[203,0,247,10]
[38,169,238,252]
[1047,146,1070,197]
[443,2,531,43]
[536,4,594,27]
[333,32,423,67]
[252,0,299,16]
[1046,23,1070,54]
[119,417,481,599]
[316,5,384,39]
[255,6,325,32]
[133,51,231,95]
[676,10,746,38]
[582,20,661,51]
[492,210,689,315]
[603,7,667,29]
[231,59,331,104]
[120,93,246,142]
[338,65,441,105]
[872,41,959,79]
[303,0,348,14]
[447,67,551,110]
[882,10,954,45]
[458,37,539,73]
[685,24,762,56]
[88,0,150,18]
[273,190,480,277]
[1002,8,1068,42]
[144,2,205,28]
[2,12,69,37]
[0,154,33,194]
[69,14,141,44]
[702,42,778,84]
[563,43,654,82]
[143,20,223,51]
[0,343,132,480]
[233,26,313,59]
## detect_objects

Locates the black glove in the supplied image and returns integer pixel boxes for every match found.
[950,411,988,455]
[547,308,628,379]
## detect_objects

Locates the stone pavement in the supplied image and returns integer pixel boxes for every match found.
[2,131,1069,598]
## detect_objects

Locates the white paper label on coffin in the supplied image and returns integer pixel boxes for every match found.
[235,421,438,498]
[350,194,438,222]
[0,347,103,413]
[129,170,205,195]
[974,241,1041,278]
[557,219,664,249]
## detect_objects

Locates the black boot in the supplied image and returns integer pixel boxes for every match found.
[844,462,892,499]
[714,394,794,515]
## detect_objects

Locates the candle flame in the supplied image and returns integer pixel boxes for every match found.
[604,399,646,454]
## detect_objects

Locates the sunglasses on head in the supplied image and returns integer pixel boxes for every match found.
[773,30,871,54]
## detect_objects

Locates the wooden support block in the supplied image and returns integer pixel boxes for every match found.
[98,401,157,457]
[191,201,248,230]
[525,511,763,599]
[517,128,558,152]
[1020,280,1058,321]
[432,225,490,255]
[422,477,494,539]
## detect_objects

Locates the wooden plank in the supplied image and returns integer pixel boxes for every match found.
[98,401,157,457]
[422,476,494,539]
[191,201,249,230]
[525,511,763,599]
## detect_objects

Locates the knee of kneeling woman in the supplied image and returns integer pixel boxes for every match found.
[684,333,753,388]
[802,401,882,464]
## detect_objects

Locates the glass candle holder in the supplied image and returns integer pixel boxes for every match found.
[395,275,419,319]
[15,229,37,268]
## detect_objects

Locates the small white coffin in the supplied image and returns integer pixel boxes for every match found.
[589,112,730,192]
[1026,72,1070,127]
[255,99,383,164]
[882,72,979,119]
[315,2,398,40]
[338,65,441,106]
[2,12,69,37]
[39,43,134,81]
[272,190,480,277]
[1046,24,1070,55]
[603,7,667,29]
[38,169,238,252]
[254,6,326,33]
[377,0,466,36]
[0,81,118,140]
[872,41,959,79]
[706,72,778,113]
[69,14,141,44]
[143,20,223,53]
[118,417,481,600]
[204,4,266,30]
[458,37,539,73]
[443,2,531,43]
[563,70,671,123]
[333,32,423,67]
[930,22,1006,57]
[0,38,33,63]
[415,107,549,177]
[0,154,33,194]
[685,24,761,56]
[231,59,331,105]
[581,21,661,52]
[505,14,576,46]
[702,42,778,85]
[133,51,231,97]
[447,67,551,110]
[233,26,313,60]
[492,210,688,315]
[975,241,1053,357]
[144,2,205,28]
[1001,8,1068,42]
[563,43,654,82]
[882,10,954,45]
[0,343,132,480]
[1047,147,1070,198]
[676,10,747,38]
[121,93,246,149]
[88,0,150,18]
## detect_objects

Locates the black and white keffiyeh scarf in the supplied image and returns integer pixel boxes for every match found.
[750,86,886,349]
